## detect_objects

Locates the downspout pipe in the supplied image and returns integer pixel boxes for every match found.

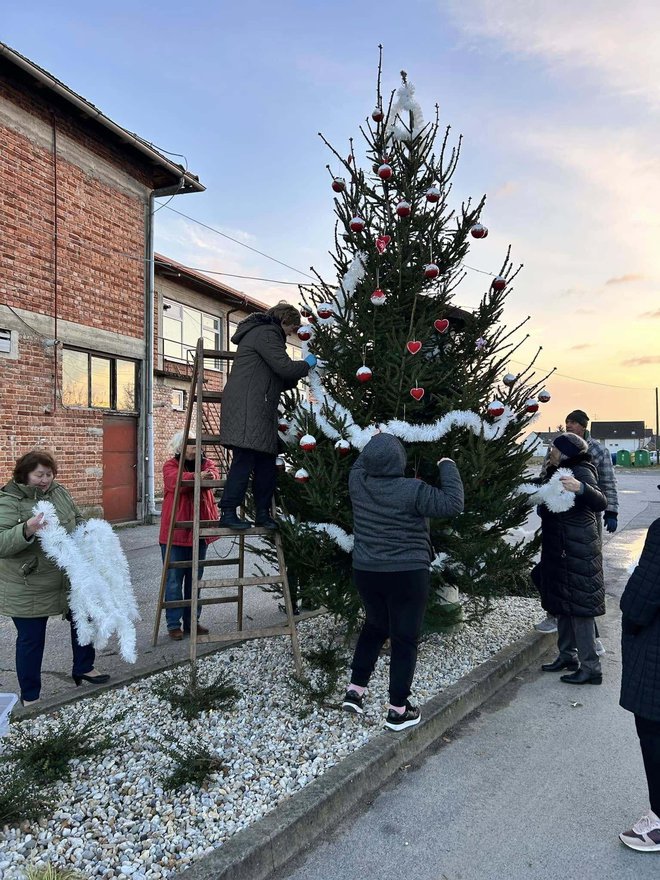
[144,190,159,520]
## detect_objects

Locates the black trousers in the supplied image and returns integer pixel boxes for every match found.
[350,568,430,706]
[635,714,660,815]
[221,447,277,513]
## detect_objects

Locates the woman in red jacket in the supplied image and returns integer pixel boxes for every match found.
[159,431,219,640]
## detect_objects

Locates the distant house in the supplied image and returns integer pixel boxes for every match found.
[590,421,648,453]
[525,430,560,456]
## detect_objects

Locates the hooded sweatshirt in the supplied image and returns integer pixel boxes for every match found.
[348,433,464,572]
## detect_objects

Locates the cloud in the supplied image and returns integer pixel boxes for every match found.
[568,344,593,350]
[640,309,660,319]
[489,180,519,199]
[621,355,660,366]
[445,0,660,111]
[605,274,646,285]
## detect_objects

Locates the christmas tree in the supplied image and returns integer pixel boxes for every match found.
[271,55,552,629]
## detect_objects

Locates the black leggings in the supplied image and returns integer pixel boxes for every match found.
[350,568,430,706]
[636,714,660,816]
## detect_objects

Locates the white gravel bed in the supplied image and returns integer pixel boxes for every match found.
[0,596,541,879]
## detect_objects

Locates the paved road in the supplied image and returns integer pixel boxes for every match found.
[275,472,660,880]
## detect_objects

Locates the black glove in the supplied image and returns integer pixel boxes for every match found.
[604,512,618,533]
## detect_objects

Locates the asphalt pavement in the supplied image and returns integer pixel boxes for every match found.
[274,471,660,880]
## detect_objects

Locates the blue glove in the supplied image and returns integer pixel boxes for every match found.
[304,354,317,368]
[604,512,618,533]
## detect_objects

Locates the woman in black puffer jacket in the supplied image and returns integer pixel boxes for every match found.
[618,497,660,852]
[536,432,607,685]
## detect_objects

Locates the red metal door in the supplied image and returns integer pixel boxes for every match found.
[103,415,137,522]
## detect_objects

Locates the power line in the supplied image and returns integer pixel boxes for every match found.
[510,360,654,392]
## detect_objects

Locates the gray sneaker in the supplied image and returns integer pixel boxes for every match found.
[534,615,558,633]
[620,810,660,851]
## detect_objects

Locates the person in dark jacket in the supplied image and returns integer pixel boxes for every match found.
[537,432,607,685]
[218,302,316,530]
[341,433,464,730]
[619,502,660,852]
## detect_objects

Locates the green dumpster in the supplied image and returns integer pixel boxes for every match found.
[616,449,631,467]
[635,449,650,467]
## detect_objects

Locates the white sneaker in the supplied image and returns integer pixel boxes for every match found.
[620,810,660,851]
[534,615,558,634]
[595,638,606,656]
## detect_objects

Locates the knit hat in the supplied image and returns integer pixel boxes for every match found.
[553,432,588,459]
[565,409,589,428]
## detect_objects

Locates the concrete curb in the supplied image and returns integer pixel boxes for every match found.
[180,627,554,880]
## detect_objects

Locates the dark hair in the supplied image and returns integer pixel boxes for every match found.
[13,450,58,484]
[266,301,302,327]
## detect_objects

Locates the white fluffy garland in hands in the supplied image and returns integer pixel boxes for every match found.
[33,501,140,663]
[517,468,576,514]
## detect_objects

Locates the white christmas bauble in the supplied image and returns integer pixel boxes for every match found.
[299,434,317,452]
[525,398,539,414]
[275,456,286,471]
[349,216,366,232]
[538,389,551,403]
[316,303,333,319]
[425,186,441,203]
[502,372,517,386]
[370,289,387,306]
[487,400,505,418]
[297,325,313,341]
[334,439,351,457]
[356,365,373,383]
[294,468,310,483]
[470,223,488,239]
[492,276,507,292]
[424,263,440,279]
[396,200,411,218]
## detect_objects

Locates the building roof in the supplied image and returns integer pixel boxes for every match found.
[0,41,204,195]
[155,254,271,313]
[591,421,646,440]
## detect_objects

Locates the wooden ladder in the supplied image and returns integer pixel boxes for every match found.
[152,337,302,673]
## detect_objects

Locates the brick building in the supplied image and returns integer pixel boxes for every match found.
[0,42,203,521]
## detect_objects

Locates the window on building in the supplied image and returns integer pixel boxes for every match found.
[62,348,138,411]
[171,389,185,411]
[287,342,303,360]
[162,298,222,369]
[0,329,11,354]
[228,320,240,352]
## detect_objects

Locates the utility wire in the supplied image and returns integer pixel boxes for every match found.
[510,360,654,392]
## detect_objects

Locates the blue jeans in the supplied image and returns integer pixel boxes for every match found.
[12,614,95,702]
[160,542,207,631]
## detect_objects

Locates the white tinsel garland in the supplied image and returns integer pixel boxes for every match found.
[333,252,367,312]
[516,468,576,514]
[387,77,426,143]
[33,501,140,663]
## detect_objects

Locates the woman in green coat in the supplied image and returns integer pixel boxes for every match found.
[0,449,109,705]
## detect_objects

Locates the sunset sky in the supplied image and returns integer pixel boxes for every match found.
[5,0,660,433]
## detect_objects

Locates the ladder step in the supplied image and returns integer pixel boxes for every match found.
[186,435,223,444]
[201,575,285,589]
[194,391,224,403]
[199,526,276,537]
[203,349,235,360]
[162,596,239,608]
[168,556,242,569]
[180,479,227,487]
[200,625,296,645]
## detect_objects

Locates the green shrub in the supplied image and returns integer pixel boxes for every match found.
[0,766,51,826]
[161,742,226,790]
[153,664,239,720]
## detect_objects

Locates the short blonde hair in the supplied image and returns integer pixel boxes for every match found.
[167,430,193,457]
[266,301,301,327]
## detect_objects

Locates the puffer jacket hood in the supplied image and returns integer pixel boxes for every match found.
[231,313,281,346]
[358,433,407,477]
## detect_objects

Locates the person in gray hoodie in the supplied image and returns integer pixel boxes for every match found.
[342,433,464,730]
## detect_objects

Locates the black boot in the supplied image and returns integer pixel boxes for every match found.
[219,509,251,530]
[541,656,580,673]
[560,668,603,685]
[255,510,278,530]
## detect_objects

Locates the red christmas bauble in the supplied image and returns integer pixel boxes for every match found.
[525,398,539,414]
[492,276,506,292]
[300,306,313,319]
[334,439,351,457]
[502,372,517,386]
[470,223,489,239]
[294,468,309,483]
[308,313,318,324]
[425,186,441,203]
[370,289,387,306]
[538,389,551,403]
[275,456,286,471]
[406,340,422,355]
[297,325,313,341]
[487,400,505,418]
[378,163,393,180]
[434,318,450,334]
[331,177,346,193]
[356,365,373,383]
[316,303,334,319]
[410,387,425,401]
[396,200,411,218]
[424,263,440,279]
[299,434,317,452]
[349,216,366,233]
[277,419,290,434]
[372,107,384,122]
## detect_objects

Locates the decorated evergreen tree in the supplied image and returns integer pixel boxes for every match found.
[270,55,554,629]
